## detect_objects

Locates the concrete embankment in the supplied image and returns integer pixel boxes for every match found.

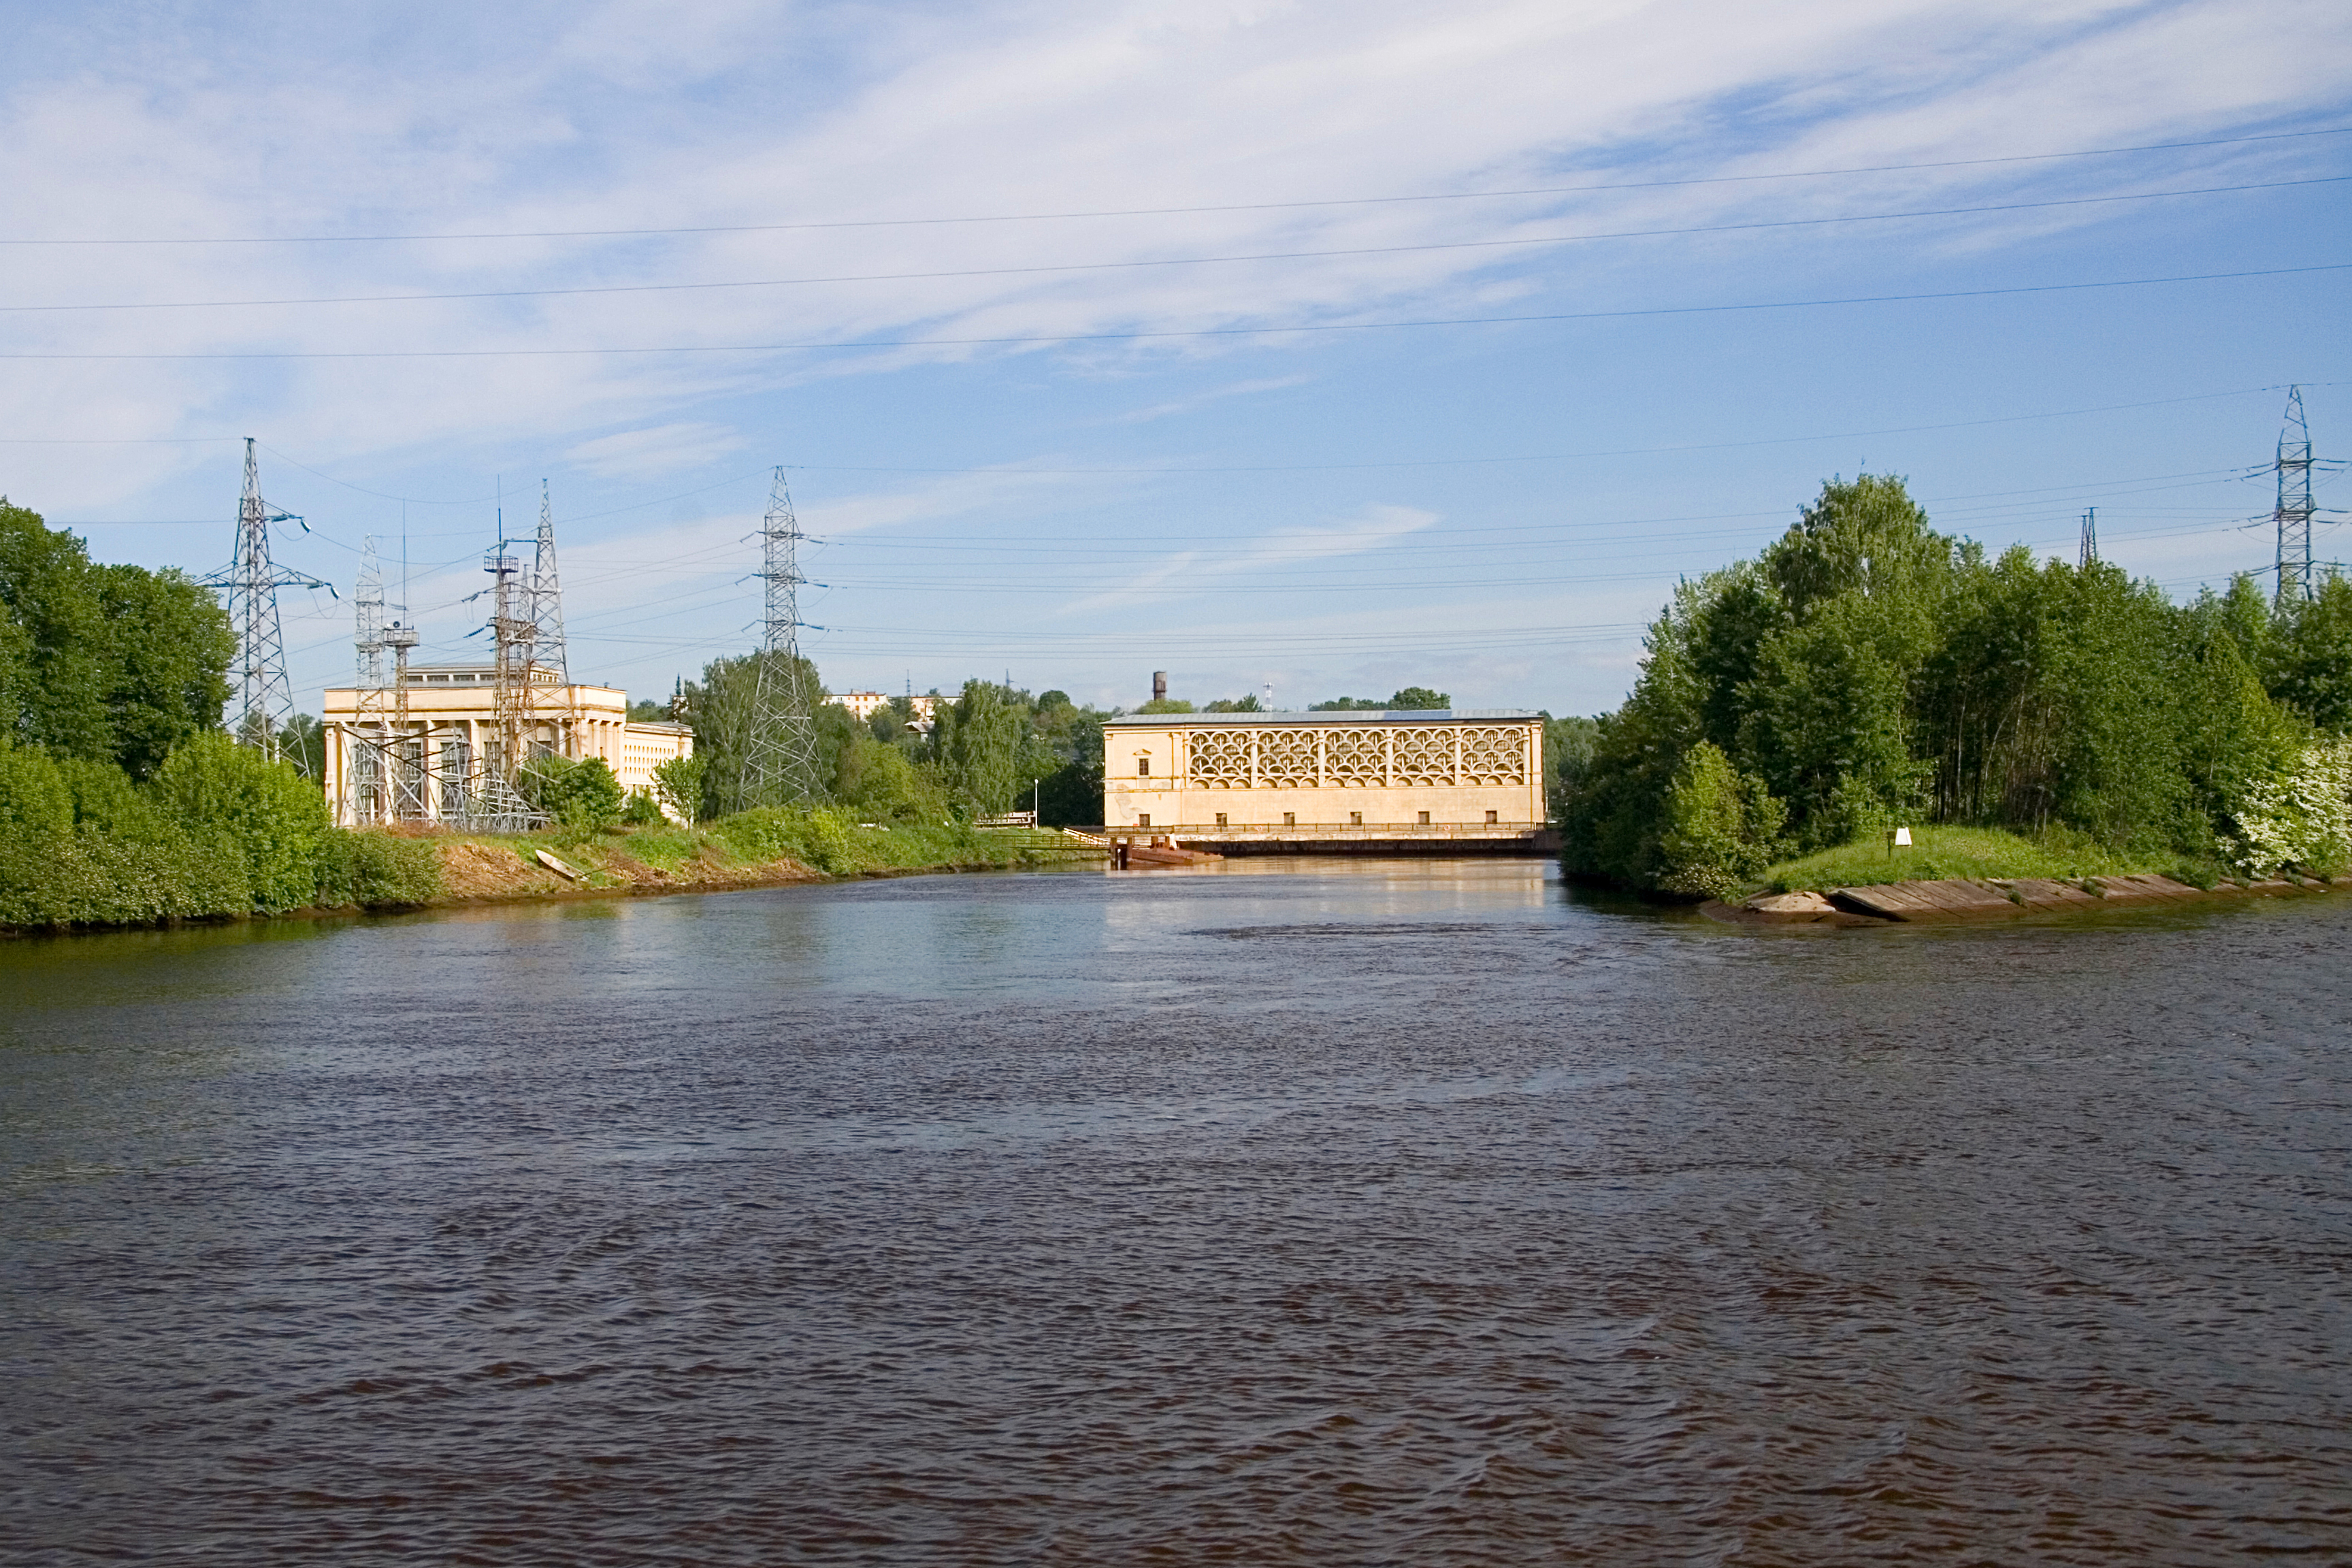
[1703,872,2343,926]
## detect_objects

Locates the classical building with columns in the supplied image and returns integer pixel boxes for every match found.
[321,663,693,828]
[1101,708,1550,852]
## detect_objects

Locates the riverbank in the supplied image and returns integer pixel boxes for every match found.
[0,816,1105,934]
[430,819,1101,906]
[1705,870,2345,926]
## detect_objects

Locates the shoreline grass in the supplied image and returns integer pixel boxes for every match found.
[1762,826,2195,894]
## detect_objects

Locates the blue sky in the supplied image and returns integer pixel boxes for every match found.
[2,0,2347,717]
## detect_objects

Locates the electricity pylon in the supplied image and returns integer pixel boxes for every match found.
[203,438,329,769]
[743,467,822,809]
[2274,387,2318,606]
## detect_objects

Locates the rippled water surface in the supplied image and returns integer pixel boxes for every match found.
[4,860,2350,1565]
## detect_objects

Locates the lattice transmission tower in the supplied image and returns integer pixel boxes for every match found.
[2078,507,2097,570]
[743,467,822,808]
[531,480,570,687]
[346,538,423,824]
[2274,387,2318,606]
[471,532,545,831]
[204,438,329,769]
[528,479,579,756]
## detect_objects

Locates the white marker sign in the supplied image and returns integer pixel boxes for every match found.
[1892,826,1913,847]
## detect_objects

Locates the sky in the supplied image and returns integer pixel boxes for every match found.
[2,0,2347,719]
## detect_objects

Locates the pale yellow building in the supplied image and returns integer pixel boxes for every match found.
[1102,708,1548,850]
[321,663,693,828]
[832,690,937,723]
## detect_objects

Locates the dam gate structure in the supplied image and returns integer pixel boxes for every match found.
[1101,709,1552,854]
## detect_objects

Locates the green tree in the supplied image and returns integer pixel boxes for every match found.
[1,501,108,760]
[1654,742,1786,899]
[933,679,1026,811]
[833,732,949,821]
[651,753,706,824]
[2268,573,2352,732]
[2,502,236,777]
[520,753,625,828]
[683,649,825,817]
[150,731,331,911]
[0,734,72,840]
[1386,686,1452,710]
[93,561,235,778]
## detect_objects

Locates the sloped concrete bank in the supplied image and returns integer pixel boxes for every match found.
[1702,872,2345,926]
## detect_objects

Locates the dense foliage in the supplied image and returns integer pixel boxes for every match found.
[1312,687,1452,711]
[1,504,439,928]
[519,753,627,829]
[1561,475,2352,892]
[1,730,440,928]
[3,499,234,777]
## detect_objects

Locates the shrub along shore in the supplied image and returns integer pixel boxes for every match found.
[0,788,1097,934]
[0,746,1099,934]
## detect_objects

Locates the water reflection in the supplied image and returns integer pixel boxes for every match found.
[3,864,2349,1565]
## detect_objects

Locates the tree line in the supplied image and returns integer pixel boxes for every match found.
[1558,475,2352,896]
[2,501,438,926]
[674,663,1488,828]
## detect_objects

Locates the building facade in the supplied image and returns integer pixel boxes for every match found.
[1101,709,1548,849]
[832,690,938,724]
[321,663,694,827]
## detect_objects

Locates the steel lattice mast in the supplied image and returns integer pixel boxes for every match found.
[531,480,569,687]
[350,538,389,822]
[2274,386,2317,606]
[744,467,822,808]
[205,438,328,770]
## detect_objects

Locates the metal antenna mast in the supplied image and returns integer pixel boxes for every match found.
[2078,507,2097,570]
[206,438,328,768]
[2274,386,2317,606]
[744,466,821,808]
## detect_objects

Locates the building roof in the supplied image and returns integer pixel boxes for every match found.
[1102,708,1539,727]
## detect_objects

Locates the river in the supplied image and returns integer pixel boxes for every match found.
[4,860,2349,1565]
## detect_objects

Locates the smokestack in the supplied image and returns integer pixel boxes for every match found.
[1152,670,1167,702]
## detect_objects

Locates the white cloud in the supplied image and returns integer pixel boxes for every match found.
[564,422,747,478]
[3,0,2347,491]
[1056,501,1438,615]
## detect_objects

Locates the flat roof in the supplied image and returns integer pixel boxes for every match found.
[1102,708,1540,727]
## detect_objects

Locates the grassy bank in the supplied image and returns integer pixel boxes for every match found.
[3,797,1097,933]
[442,807,1094,899]
[1762,826,2190,894]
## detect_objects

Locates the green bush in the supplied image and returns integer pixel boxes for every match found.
[621,787,666,826]
[833,734,950,822]
[1654,742,1785,899]
[0,824,248,928]
[710,804,877,876]
[0,736,72,839]
[2222,737,2352,877]
[149,731,331,912]
[651,753,704,825]
[519,753,626,828]
[312,828,445,908]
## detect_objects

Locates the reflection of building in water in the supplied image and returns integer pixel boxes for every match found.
[1102,708,1551,852]
[322,663,693,827]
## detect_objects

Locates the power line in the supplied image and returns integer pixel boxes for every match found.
[9,176,2341,315]
[10,125,2345,246]
[8,261,2345,361]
